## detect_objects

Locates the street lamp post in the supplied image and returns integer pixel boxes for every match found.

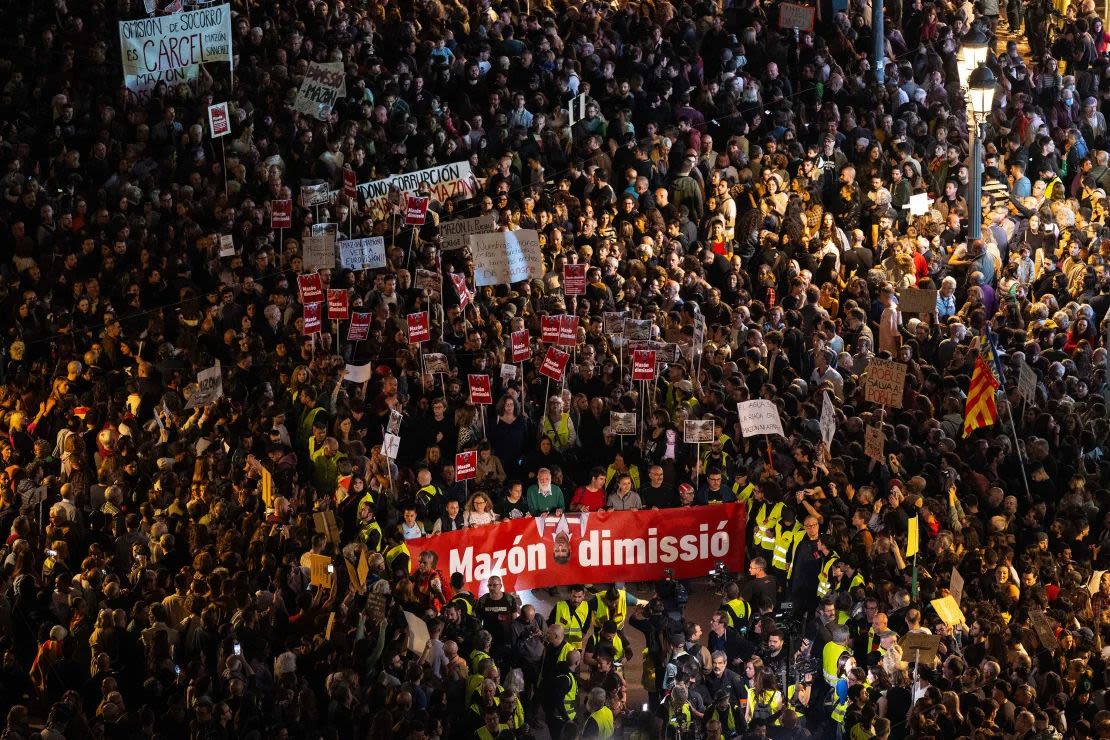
[956,30,995,242]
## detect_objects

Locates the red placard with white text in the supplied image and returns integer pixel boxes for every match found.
[540,315,560,344]
[405,194,430,225]
[303,302,323,334]
[558,315,579,347]
[632,350,657,381]
[469,374,493,405]
[343,168,357,199]
[511,330,531,363]
[298,273,323,304]
[327,289,350,321]
[563,264,587,296]
[348,312,371,341]
[407,311,431,344]
[539,347,570,381]
[455,450,478,481]
[271,199,292,229]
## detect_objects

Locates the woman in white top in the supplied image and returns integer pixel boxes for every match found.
[464,492,498,527]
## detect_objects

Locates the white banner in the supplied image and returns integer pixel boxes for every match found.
[293,62,346,121]
[343,363,374,384]
[337,237,386,271]
[185,361,224,409]
[356,161,478,212]
[738,400,785,437]
[472,230,543,287]
[119,5,232,101]
[439,214,497,251]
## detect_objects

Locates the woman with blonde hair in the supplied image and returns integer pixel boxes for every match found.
[463,491,498,527]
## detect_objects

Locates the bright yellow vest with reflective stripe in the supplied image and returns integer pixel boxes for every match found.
[822,642,848,686]
[559,672,578,720]
[590,706,615,738]
[555,599,590,650]
[753,501,783,550]
[816,551,839,599]
[772,524,804,573]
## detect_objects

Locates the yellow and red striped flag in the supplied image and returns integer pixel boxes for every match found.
[963,340,1001,437]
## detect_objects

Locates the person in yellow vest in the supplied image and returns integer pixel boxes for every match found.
[745,669,785,726]
[581,686,617,739]
[750,483,783,558]
[356,501,383,551]
[540,395,577,453]
[584,620,631,672]
[469,630,494,673]
[548,649,582,739]
[704,690,741,737]
[772,508,805,585]
[719,582,750,630]
[550,585,591,651]
[815,541,840,600]
[588,586,636,632]
[821,625,853,689]
[731,466,756,504]
[448,572,477,616]
[831,557,866,596]
[474,706,508,740]
[665,684,696,736]
[831,666,870,729]
[383,541,410,578]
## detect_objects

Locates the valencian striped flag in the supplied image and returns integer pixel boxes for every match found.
[963,337,1002,437]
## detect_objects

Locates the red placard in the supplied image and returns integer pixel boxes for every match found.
[208,102,231,138]
[510,330,531,363]
[469,374,493,405]
[540,315,560,344]
[407,503,747,595]
[539,347,570,381]
[343,167,357,199]
[563,264,587,296]
[455,450,478,481]
[407,311,431,344]
[405,194,430,225]
[297,273,323,304]
[303,302,323,334]
[558,315,579,347]
[451,273,471,309]
[271,199,292,229]
[632,349,657,381]
[327,289,349,321]
[348,312,371,341]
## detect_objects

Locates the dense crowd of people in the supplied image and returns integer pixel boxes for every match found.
[1,0,1110,737]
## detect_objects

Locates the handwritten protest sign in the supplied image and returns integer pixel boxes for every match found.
[293,61,346,120]
[738,400,785,437]
[119,5,232,101]
[472,230,543,286]
[301,234,335,271]
[185,361,223,409]
[865,359,907,408]
[439,214,496,251]
[865,425,885,461]
[897,287,938,314]
[338,237,386,271]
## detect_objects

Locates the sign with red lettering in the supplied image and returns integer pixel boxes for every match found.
[539,347,570,381]
[407,311,431,344]
[405,194,430,225]
[558,315,579,347]
[303,302,322,334]
[455,450,478,481]
[563,264,587,296]
[271,199,292,229]
[632,350,657,381]
[540,315,560,344]
[451,273,471,309]
[297,273,323,304]
[469,375,493,405]
[407,503,747,595]
[327,289,349,321]
[343,167,357,199]
[347,312,371,341]
[510,330,531,363]
[207,102,231,138]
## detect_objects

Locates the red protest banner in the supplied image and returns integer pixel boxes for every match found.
[558,315,579,347]
[297,274,323,304]
[407,311,431,344]
[563,264,587,296]
[468,374,493,405]
[632,349,657,381]
[407,503,746,595]
[539,347,569,381]
[405,194,430,225]
[343,167,357,199]
[347,312,371,341]
[271,199,292,229]
[327,289,349,321]
[540,315,560,344]
[450,273,471,309]
[303,302,323,334]
[455,450,478,481]
[510,330,531,363]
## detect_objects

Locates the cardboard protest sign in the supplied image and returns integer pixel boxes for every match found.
[439,214,496,251]
[185,361,224,409]
[777,1,816,31]
[301,234,335,271]
[208,102,231,137]
[539,347,570,381]
[865,359,907,408]
[302,302,323,335]
[510,330,531,362]
[684,419,716,443]
[297,273,324,304]
[950,568,965,605]
[337,237,386,271]
[931,596,966,628]
[347,312,371,341]
[558,315,579,347]
[407,311,431,344]
[563,264,587,296]
[738,400,785,437]
[1018,362,1037,403]
[468,375,493,405]
[632,350,656,381]
[343,364,373,384]
[293,61,346,120]
[271,199,292,229]
[313,511,340,544]
[118,5,232,102]
[455,450,478,481]
[472,230,543,286]
[404,193,430,225]
[327,289,349,321]
[820,392,836,449]
[897,287,938,314]
[308,553,335,588]
[610,412,637,436]
[865,424,885,461]
[382,432,401,460]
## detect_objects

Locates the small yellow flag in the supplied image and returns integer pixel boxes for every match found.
[260,467,273,508]
[906,514,920,557]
